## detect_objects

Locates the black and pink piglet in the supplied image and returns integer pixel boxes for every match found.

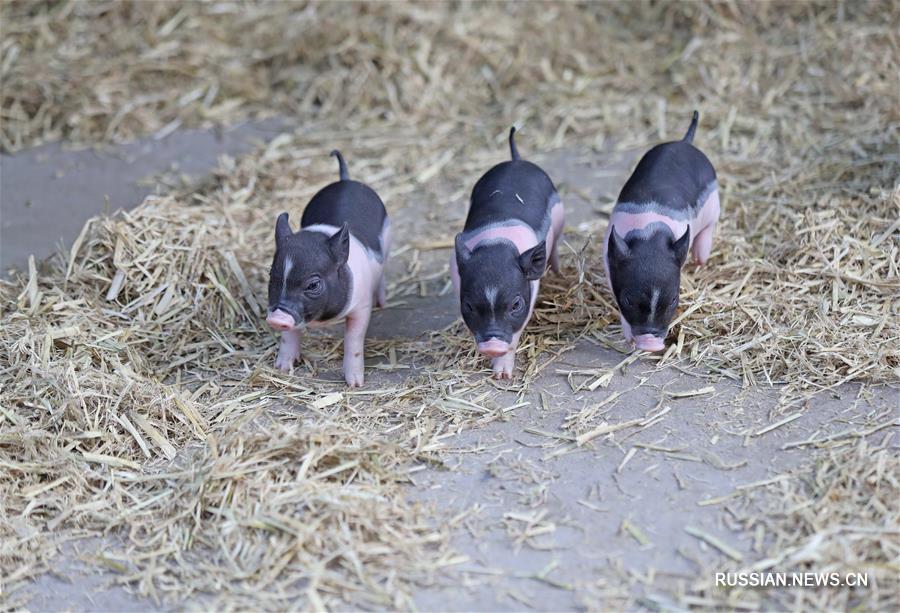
[451,128,565,378]
[603,111,720,352]
[266,151,390,387]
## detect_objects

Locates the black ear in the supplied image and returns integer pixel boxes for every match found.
[275,213,292,244]
[455,233,471,270]
[519,241,547,281]
[671,225,690,266]
[607,225,630,261]
[328,222,350,264]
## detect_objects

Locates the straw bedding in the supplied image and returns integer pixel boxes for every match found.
[1,0,898,609]
[684,435,899,611]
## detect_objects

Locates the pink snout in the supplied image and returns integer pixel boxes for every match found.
[634,334,665,352]
[477,338,510,358]
[266,309,296,331]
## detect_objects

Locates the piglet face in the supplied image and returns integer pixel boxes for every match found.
[266,213,350,330]
[456,236,546,357]
[607,225,690,351]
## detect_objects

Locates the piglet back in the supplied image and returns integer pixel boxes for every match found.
[465,160,557,234]
[301,180,387,258]
[615,113,716,220]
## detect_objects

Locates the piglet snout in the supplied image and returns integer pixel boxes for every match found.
[266,309,296,331]
[633,334,665,352]
[477,338,510,358]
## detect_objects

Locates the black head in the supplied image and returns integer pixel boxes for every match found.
[266,213,351,328]
[607,224,690,341]
[455,235,546,347]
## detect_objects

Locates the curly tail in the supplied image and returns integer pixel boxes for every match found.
[330,150,349,181]
[509,126,521,161]
[682,110,700,143]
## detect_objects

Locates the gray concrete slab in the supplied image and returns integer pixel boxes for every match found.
[0,117,291,276]
[409,347,896,610]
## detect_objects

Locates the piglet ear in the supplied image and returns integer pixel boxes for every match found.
[275,213,292,244]
[519,241,547,281]
[328,222,350,265]
[455,233,471,269]
[608,225,630,260]
[671,225,690,266]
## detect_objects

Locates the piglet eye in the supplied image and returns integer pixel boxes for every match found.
[620,296,631,308]
[305,279,322,295]
[463,301,473,313]
[510,296,524,314]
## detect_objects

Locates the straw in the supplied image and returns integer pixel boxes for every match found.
[686,437,899,610]
[2,1,898,609]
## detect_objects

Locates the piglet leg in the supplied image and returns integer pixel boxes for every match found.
[491,351,516,379]
[275,329,302,372]
[549,202,566,274]
[692,221,717,265]
[343,308,371,387]
[549,241,561,274]
[692,190,720,266]
[620,315,634,344]
[376,223,391,308]
[491,331,521,379]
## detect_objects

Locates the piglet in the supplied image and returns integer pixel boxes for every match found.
[603,111,720,352]
[451,128,565,378]
[266,150,390,387]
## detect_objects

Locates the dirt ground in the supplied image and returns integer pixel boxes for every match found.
[3,126,896,611]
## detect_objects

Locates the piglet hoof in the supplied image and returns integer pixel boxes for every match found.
[550,258,562,276]
[274,345,300,372]
[549,246,562,275]
[274,354,298,372]
[491,354,516,380]
[344,366,365,388]
[274,330,302,373]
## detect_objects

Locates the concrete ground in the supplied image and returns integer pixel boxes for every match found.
[1,117,290,276]
[2,129,896,611]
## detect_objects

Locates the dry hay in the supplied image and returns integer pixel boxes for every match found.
[682,432,899,611]
[4,0,895,396]
[1,0,899,609]
[0,132,549,608]
[0,193,469,606]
